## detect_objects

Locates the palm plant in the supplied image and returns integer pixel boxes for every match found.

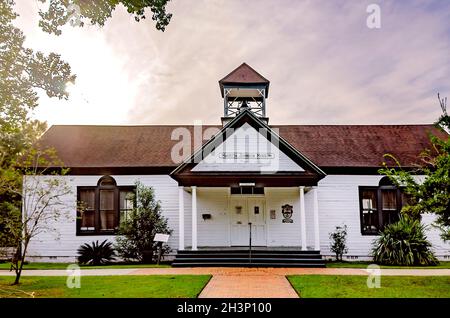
[77,240,115,265]
[372,216,438,266]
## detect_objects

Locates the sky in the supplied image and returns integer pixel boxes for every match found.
[13,0,450,126]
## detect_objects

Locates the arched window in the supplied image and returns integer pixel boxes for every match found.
[359,177,408,235]
[378,176,395,186]
[77,176,135,235]
[98,175,117,187]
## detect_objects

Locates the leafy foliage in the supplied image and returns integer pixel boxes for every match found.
[115,182,172,263]
[38,0,173,35]
[77,240,116,266]
[0,1,75,127]
[372,216,438,266]
[0,1,76,285]
[379,95,450,241]
[329,225,348,261]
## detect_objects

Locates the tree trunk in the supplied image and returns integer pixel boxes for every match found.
[13,241,28,285]
[142,249,154,264]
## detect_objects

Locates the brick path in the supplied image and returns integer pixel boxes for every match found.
[198,272,298,298]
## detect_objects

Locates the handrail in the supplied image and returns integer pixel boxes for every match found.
[248,222,252,263]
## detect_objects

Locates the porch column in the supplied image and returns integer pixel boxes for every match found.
[313,186,320,251]
[299,186,307,250]
[178,186,185,250]
[191,186,198,250]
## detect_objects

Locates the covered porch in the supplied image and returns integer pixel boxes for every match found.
[177,185,321,252]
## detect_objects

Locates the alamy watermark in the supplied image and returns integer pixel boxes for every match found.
[366,4,381,29]
[366,264,381,288]
[66,264,81,289]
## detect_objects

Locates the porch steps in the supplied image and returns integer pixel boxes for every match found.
[172,249,325,267]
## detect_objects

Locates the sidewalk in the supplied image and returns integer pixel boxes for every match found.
[1,267,449,277]
[2,267,449,298]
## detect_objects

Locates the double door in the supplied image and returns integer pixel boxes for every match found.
[230,197,266,246]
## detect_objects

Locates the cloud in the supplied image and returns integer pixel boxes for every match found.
[13,0,450,126]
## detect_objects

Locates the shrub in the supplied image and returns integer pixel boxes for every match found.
[329,225,348,261]
[372,216,438,266]
[77,240,115,265]
[115,182,172,263]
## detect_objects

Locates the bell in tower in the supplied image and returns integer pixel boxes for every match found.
[219,63,270,125]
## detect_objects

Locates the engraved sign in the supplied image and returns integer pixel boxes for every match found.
[219,152,274,159]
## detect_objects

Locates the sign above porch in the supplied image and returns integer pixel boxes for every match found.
[170,110,326,187]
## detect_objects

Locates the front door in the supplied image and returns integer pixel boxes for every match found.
[230,197,266,246]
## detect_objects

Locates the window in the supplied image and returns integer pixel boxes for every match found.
[77,176,135,235]
[120,190,134,224]
[359,177,408,235]
[360,188,378,234]
[231,186,264,195]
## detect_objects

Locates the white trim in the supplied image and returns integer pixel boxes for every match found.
[313,186,320,250]
[299,186,307,250]
[178,186,184,250]
[191,186,198,250]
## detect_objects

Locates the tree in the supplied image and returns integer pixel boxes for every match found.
[0,0,75,255]
[329,225,348,261]
[37,0,173,35]
[115,182,172,263]
[2,148,72,284]
[379,94,450,241]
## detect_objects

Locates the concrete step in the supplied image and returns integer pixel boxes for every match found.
[172,262,326,268]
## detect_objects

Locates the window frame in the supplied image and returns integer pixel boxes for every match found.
[358,186,379,236]
[359,185,406,236]
[76,181,135,236]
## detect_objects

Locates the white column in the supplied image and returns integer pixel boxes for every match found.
[191,186,198,251]
[178,186,185,250]
[299,186,307,250]
[313,186,320,251]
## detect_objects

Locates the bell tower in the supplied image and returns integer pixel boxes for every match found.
[219,63,270,125]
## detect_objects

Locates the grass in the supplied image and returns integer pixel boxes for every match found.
[0,275,211,298]
[287,275,450,298]
[326,261,450,269]
[0,262,170,270]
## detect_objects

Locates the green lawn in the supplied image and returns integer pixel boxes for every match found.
[287,275,450,298]
[326,261,450,269]
[0,275,211,298]
[0,262,170,270]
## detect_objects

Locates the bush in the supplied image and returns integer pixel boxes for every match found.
[372,216,438,266]
[329,225,348,261]
[77,240,115,265]
[115,182,172,263]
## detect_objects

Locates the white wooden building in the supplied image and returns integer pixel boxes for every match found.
[27,63,450,264]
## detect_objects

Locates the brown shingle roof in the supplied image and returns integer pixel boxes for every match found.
[219,63,270,84]
[38,124,446,170]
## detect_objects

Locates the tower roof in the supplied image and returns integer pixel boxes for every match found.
[219,63,270,97]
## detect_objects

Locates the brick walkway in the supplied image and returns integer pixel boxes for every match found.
[198,272,298,298]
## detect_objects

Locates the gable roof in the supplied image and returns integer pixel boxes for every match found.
[219,63,270,97]
[170,109,325,178]
[37,122,447,174]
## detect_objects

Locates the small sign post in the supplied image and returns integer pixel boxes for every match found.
[154,234,170,265]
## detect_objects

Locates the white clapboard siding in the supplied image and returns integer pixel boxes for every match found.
[265,188,303,246]
[318,175,384,258]
[196,188,230,247]
[26,175,180,262]
[26,174,450,262]
[192,123,304,172]
[317,175,450,259]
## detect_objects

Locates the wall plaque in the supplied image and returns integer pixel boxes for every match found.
[281,204,293,223]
